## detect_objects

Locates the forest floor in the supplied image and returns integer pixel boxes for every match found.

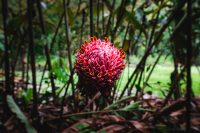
[1,95,200,133]
[0,61,200,132]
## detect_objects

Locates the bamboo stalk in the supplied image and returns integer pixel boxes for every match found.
[27,0,38,117]
[2,0,11,95]
[101,0,104,35]
[36,0,56,101]
[38,12,64,93]
[119,1,187,99]
[105,0,115,36]
[89,0,93,36]
[63,0,76,110]
[97,0,100,37]
[186,0,192,132]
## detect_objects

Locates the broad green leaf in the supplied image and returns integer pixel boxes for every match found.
[7,95,37,133]
[76,123,89,129]
[52,58,69,82]
[22,89,33,104]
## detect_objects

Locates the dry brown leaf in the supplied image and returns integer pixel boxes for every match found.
[62,115,125,133]
[130,120,149,133]
[191,118,200,126]
[97,125,126,133]
[170,109,185,117]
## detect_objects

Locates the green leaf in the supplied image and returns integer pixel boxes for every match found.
[52,58,68,82]
[22,89,33,104]
[7,95,37,133]
[0,33,5,51]
[146,90,152,95]
[76,123,89,130]
[104,95,136,110]
[122,101,140,111]
[135,84,141,91]
[99,130,107,133]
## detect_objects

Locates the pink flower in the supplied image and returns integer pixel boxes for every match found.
[75,37,125,95]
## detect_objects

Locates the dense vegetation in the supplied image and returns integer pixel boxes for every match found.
[0,0,200,132]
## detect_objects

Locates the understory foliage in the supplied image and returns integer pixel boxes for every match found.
[0,0,199,133]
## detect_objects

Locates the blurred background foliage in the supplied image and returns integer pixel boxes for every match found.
[0,0,200,101]
[0,0,200,132]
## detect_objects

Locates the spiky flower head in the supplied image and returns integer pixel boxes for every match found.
[75,37,125,95]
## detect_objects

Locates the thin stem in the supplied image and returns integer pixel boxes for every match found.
[50,108,154,121]
[111,0,128,41]
[105,0,115,36]
[119,1,187,99]
[38,12,64,93]
[36,0,56,100]
[63,0,76,110]
[80,10,85,46]
[59,68,75,120]
[186,0,192,132]
[2,0,11,95]
[147,2,162,47]
[44,45,56,100]
[101,0,104,35]
[97,0,100,37]
[75,0,82,17]
[27,0,38,117]
[89,0,93,36]
[142,51,163,91]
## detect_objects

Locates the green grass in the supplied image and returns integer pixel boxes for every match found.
[7,56,200,98]
[118,64,200,97]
